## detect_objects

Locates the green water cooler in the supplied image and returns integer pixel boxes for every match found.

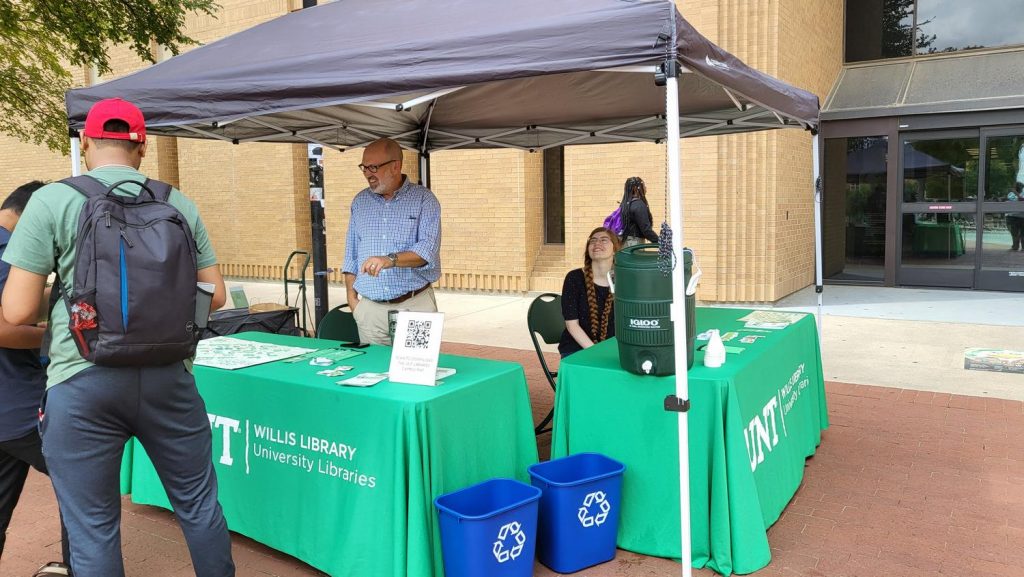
[612,245,695,376]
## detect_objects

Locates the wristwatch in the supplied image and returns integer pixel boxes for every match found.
[387,252,399,268]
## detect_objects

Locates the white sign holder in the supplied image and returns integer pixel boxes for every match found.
[388,311,444,386]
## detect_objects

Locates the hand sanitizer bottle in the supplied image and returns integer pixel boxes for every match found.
[704,329,725,368]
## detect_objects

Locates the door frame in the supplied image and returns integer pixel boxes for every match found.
[976,125,1024,291]
[822,113,1024,292]
[821,117,900,285]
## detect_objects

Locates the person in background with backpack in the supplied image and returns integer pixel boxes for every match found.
[619,176,659,246]
[1,98,235,576]
[0,181,72,577]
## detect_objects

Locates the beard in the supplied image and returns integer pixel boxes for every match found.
[369,176,390,195]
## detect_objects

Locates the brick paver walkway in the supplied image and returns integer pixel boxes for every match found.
[2,342,1021,576]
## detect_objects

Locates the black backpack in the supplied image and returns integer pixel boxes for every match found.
[55,175,201,366]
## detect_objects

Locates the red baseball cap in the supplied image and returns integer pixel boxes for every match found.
[83,98,146,143]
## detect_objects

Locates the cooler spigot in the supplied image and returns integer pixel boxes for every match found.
[641,359,653,374]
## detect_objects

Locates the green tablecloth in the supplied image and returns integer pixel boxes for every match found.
[129,332,539,577]
[551,307,828,575]
[120,441,133,494]
[911,221,966,256]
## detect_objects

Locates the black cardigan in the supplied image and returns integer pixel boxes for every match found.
[622,197,659,243]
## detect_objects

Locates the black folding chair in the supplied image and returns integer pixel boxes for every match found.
[316,303,361,343]
[527,293,564,435]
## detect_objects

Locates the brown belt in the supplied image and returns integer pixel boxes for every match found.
[377,284,430,305]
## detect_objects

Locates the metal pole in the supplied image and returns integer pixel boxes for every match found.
[665,72,693,577]
[302,0,329,326]
[419,153,431,189]
[307,144,329,325]
[70,132,81,176]
[419,99,435,189]
[812,131,823,336]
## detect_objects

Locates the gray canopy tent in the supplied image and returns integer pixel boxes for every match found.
[65,1,821,574]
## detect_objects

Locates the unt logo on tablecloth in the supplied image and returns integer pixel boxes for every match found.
[208,413,241,467]
[743,396,780,473]
[492,521,527,563]
[744,364,808,472]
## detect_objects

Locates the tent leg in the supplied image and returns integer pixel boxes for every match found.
[307,145,329,326]
[70,135,81,176]
[419,153,430,189]
[812,131,823,337]
[665,74,693,577]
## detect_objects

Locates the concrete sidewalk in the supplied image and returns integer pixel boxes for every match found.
[235,280,1024,401]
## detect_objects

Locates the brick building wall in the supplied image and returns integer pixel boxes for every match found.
[0,0,843,303]
[430,149,532,292]
[663,0,844,302]
[777,0,845,296]
[564,142,667,270]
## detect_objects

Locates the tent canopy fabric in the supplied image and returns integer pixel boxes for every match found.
[62,4,822,572]
[65,0,819,152]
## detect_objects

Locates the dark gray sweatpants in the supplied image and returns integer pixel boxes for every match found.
[40,364,235,577]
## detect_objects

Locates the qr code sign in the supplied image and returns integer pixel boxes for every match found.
[404,320,433,349]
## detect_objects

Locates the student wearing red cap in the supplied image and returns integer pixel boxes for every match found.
[0,98,235,576]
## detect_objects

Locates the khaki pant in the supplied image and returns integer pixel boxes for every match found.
[352,286,438,345]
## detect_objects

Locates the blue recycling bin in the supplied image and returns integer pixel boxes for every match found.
[528,452,625,573]
[434,478,542,577]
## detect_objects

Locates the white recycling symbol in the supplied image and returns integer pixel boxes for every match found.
[492,521,527,563]
[577,490,611,528]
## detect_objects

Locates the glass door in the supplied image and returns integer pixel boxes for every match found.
[823,136,888,283]
[977,128,1024,291]
[897,132,978,288]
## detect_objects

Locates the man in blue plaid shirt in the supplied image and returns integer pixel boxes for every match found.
[342,138,442,345]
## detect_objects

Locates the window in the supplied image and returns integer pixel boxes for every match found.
[901,137,978,202]
[846,0,1024,63]
[845,0,913,62]
[916,0,1024,54]
[983,136,1024,202]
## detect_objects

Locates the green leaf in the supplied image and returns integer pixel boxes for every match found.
[1,0,219,153]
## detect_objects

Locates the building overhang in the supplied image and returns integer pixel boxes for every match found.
[822,47,1024,121]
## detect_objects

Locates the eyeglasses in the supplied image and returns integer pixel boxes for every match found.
[358,159,397,173]
[588,236,613,245]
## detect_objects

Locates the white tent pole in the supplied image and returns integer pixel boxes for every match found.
[419,154,430,189]
[812,131,823,336]
[666,74,693,577]
[70,134,82,176]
